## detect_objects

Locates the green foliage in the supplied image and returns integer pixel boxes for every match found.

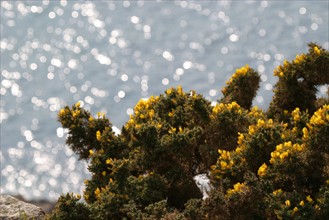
[220,64,261,109]
[46,193,90,220]
[49,43,329,219]
[268,42,329,119]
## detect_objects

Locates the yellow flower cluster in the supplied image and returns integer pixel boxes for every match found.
[257,163,268,177]
[212,102,242,115]
[270,141,305,164]
[248,106,265,119]
[309,104,329,127]
[273,65,284,78]
[227,182,247,197]
[234,132,247,154]
[165,86,184,96]
[71,103,81,118]
[125,96,160,130]
[94,187,101,198]
[248,119,274,136]
[291,107,301,122]
[211,149,234,175]
[274,59,291,78]
[96,130,101,141]
[237,132,244,146]
[226,64,250,85]
[293,53,306,65]
[93,186,110,199]
[97,111,106,119]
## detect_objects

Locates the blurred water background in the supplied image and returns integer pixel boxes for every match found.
[1,0,328,201]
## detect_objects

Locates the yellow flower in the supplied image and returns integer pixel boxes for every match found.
[94,187,100,195]
[59,109,65,116]
[272,189,282,196]
[292,207,298,214]
[299,200,305,206]
[235,146,243,154]
[102,171,106,176]
[279,72,284,77]
[148,109,155,118]
[248,126,255,135]
[96,130,101,141]
[220,161,228,169]
[168,127,176,134]
[219,150,231,160]
[177,85,183,95]
[166,88,173,95]
[285,200,291,207]
[106,158,113,165]
[306,195,313,203]
[291,107,301,122]
[292,127,298,133]
[283,59,289,67]
[302,127,309,140]
[88,116,94,122]
[257,119,266,127]
[72,110,80,118]
[276,144,283,151]
[280,151,289,160]
[294,54,305,64]
[76,194,81,199]
[89,149,94,156]
[314,46,321,55]
[84,179,89,185]
[237,133,244,145]
[168,111,174,117]
[258,163,268,177]
[227,182,247,197]
[75,102,81,108]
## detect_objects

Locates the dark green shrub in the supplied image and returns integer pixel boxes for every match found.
[49,43,329,219]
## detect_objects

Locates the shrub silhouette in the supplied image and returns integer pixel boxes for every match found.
[47,43,329,219]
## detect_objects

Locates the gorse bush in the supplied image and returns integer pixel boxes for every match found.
[47,43,329,219]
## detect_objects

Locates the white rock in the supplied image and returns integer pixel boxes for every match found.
[0,195,45,220]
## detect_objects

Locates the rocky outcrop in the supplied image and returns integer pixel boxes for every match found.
[13,195,56,214]
[0,195,45,220]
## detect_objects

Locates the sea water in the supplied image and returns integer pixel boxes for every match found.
[1,1,328,201]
